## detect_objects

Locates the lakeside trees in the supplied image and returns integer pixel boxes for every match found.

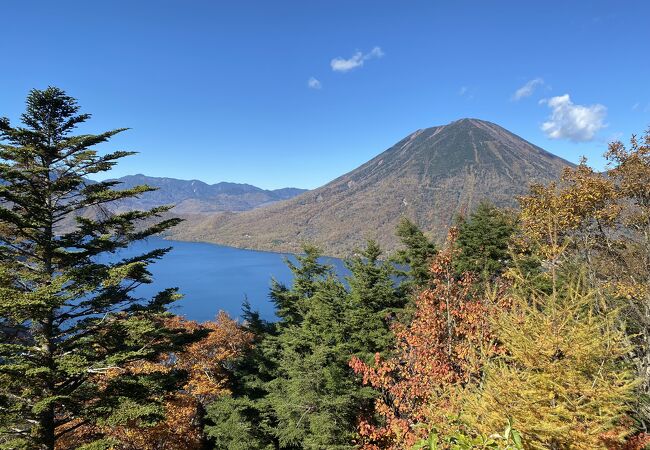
[0,88,192,449]
[1,88,649,449]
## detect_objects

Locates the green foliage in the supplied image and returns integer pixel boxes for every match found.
[345,240,406,359]
[455,202,516,281]
[270,244,330,326]
[204,396,274,450]
[411,421,523,450]
[0,88,187,449]
[392,218,437,291]
[205,240,403,449]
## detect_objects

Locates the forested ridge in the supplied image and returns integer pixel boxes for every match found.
[1,88,650,450]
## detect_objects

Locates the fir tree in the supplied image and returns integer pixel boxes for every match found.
[0,88,186,449]
[205,242,403,449]
[454,202,515,281]
[270,244,330,327]
[204,301,278,450]
[392,218,437,291]
[267,277,366,449]
[345,240,404,359]
[205,246,336,449]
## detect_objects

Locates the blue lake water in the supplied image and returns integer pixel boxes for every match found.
[114,237,347,322]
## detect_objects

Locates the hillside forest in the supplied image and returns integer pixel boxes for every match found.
[1,88,650,450]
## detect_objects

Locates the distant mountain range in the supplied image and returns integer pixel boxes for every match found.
[109,175,307,214]
[168,119,572,256]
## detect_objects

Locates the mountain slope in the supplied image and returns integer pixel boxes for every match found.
[170,119,571,256]
[109,175,307,214]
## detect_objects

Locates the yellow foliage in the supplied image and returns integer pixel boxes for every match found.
[462,275,636,449]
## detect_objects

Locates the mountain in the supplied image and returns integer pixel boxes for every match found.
[109,175,307,214]
[169,119,572,256]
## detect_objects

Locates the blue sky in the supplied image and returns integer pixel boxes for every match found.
[1,1,649,189]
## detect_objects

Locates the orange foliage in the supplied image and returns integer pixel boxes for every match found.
[603,429,650,450]
[350,229,503,449]
[56,395,203,450]
[167,311,254,402]
[55,311,253,449]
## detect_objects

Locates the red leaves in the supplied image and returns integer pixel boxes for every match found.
[350,229,500,449]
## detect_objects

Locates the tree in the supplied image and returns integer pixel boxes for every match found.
[0,87,186,449]
[392,218,437,292]
[517,131,650,431]
[205,241,406,449]
[204,246,338,449]
[604,131,650,428]
[270,244,331,327]
[350,230,500,449]
[455,202,516,282]
[267,276,368,449]
[56,312,254,450]
[462,272,635,449]
[203,303,278,450]
[345,240,405,360]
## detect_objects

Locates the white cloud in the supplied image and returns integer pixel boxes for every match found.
[307,77,322,89]
[330,46,384,73]
[512,78,544,100]
[367,46,384,58]
[540,94,607,142]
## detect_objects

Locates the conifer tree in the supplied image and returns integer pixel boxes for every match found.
[205,246,336,449]
[345,240,404,359]
[517,136,650,430]
[463,273,635,449]
[455,202,515,281]
[204,302,278,450]
[205,242,404,449]
[263,246,378,448]
[267,276,367,449]
[0,88,186,449]
[392,218,437,291]
[270,244,330,327]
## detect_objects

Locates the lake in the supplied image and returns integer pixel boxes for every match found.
[114,237,347,322]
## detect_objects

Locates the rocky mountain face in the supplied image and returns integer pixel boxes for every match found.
[109,175,307,214]
[169,119,572,256]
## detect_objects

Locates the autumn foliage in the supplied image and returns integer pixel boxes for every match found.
[55,312,253,449]
[350,229,503,449]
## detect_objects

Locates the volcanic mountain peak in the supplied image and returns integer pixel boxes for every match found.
[170,119,572,256]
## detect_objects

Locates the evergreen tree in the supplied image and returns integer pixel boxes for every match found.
[205,242,404,449]
[204,301,278,450]
[270,245,330,327]
[267,277,367,449]
[0,88,186,449]
[205,246,336,449]
[345,240,404,360]
[454,202,515,281]
[392,218,437,291]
